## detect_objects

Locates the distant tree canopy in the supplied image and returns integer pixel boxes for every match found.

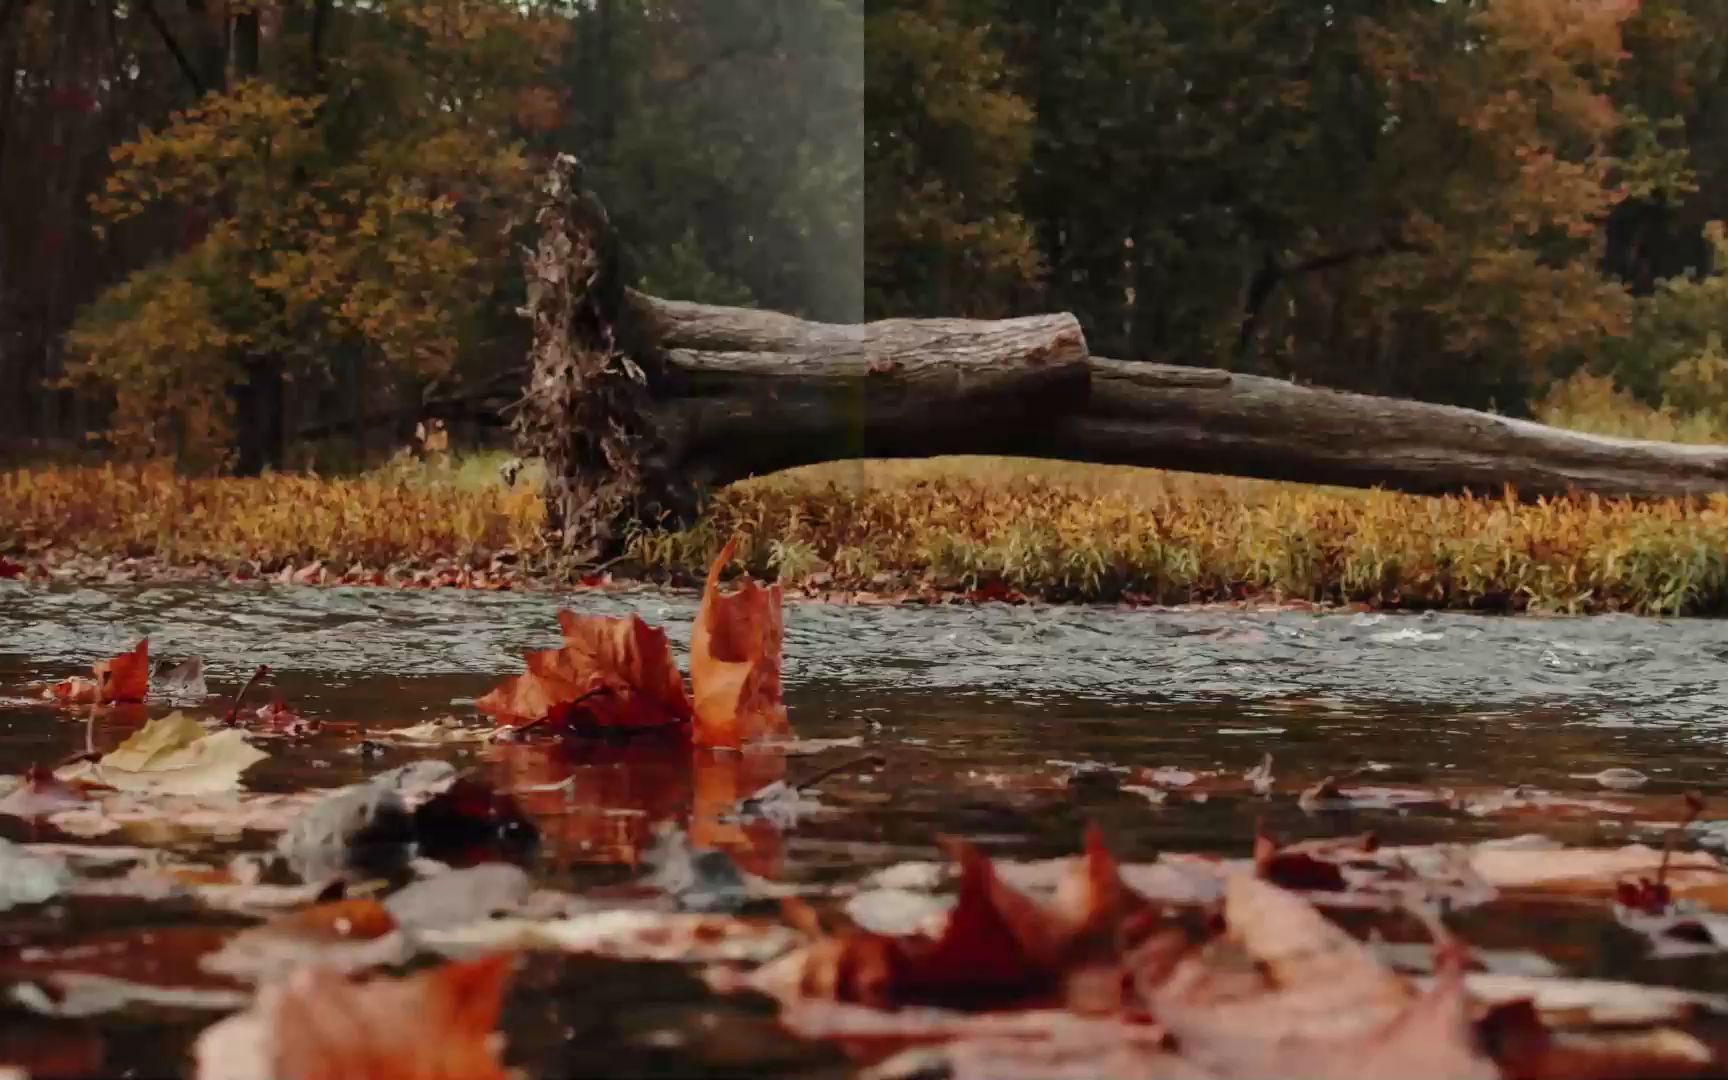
[865,0,1715,410]
[6,0,1728,467]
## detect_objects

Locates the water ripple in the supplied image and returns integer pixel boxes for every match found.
[1,584,1725,734]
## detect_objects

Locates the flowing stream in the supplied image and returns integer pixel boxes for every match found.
[2,579,1727,1075]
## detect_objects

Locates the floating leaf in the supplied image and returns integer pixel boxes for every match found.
[770,824,1146,1011]
[56,711,267,794]
[46,638,149,704]
[690,537,789,748]
[0,765,89,818]
[194,953,514,1080]
[475,611,691,733]
[153,655,208,701]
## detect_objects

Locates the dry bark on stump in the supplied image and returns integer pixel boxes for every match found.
[515,154,690,562]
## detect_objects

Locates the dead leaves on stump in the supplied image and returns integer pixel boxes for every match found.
[477,538,785,747]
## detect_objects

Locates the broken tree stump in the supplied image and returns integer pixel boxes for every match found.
[518,157,1728,558]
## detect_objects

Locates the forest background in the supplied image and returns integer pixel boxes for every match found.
[9,0,1728,471]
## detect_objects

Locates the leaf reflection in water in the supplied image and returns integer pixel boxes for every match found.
[486,740,788,879]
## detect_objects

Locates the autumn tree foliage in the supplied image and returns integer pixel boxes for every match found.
[56,0,565,470]
[864,0,1713,410]
[12,0,1728,457]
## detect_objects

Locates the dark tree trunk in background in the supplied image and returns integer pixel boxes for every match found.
[233,357,284,475]
[223,7,285,476]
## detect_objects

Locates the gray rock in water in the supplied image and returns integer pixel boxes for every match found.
[641,825,748,913]
[276,761,458,883]
[384,863,532,931]
[0,838,68,910]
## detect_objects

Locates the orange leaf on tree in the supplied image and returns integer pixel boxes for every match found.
[690,538,788,748]
[475,612,691,733]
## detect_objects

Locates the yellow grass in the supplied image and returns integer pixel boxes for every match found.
[0,460,544,569]
[7,453,1728,615]
[640,457,1728,615]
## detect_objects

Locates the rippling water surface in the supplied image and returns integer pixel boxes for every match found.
[2,579,1728,1076]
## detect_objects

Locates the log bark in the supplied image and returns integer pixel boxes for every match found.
[1047,359,1728,500]
[632,292,1090,486]
[521,161,1728,558]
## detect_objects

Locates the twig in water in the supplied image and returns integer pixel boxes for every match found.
[505,685,608,736]
[794,753,886,792]
[1657,791,1708,891]
[224,664,270,726]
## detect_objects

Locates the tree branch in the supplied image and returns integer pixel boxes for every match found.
[310,0,330,79]
[1235,236,1423,368]
[139,0,205,97]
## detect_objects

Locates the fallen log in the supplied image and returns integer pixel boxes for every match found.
[1045,358,1728,500]
[635,293,1090,485]
[518,155,1728,558]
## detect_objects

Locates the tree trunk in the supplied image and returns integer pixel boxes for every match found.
[520,160,1728,558]
[1044,359,1728,499]
[637,294,1090,487]
[233,355,284,475]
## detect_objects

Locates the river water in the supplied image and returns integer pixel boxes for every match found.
[1,579,1727,1075]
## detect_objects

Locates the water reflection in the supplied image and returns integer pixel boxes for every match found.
[487,741,786,877]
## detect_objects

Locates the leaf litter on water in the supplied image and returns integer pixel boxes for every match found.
[7,562,1728,1077]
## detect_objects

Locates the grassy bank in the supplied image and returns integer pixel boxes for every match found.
[0,460,544,573]
[6,457,1728,614]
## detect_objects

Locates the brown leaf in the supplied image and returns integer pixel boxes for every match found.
[1481,999,1725,1080]
[93,638,149,703]
[0,764,89,817]
[45,638,149,705]
[1149,877,1497,1080]
[198,952,515,1080]
[778,825,1147,1011]
[690,538,788,748]
[475,611,691,733]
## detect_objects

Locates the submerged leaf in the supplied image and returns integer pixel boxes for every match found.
[690,538,789,748]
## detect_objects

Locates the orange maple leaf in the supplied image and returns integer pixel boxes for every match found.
[263,953,513,1080]
[47,639,148,704]
[790,824,1146,1010]
[690,538,788,748]
[475,612,691,732]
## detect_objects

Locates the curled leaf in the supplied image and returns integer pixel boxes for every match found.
[690,538,788,748]
[775,825,1146,1011]
[45,639,149,704]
